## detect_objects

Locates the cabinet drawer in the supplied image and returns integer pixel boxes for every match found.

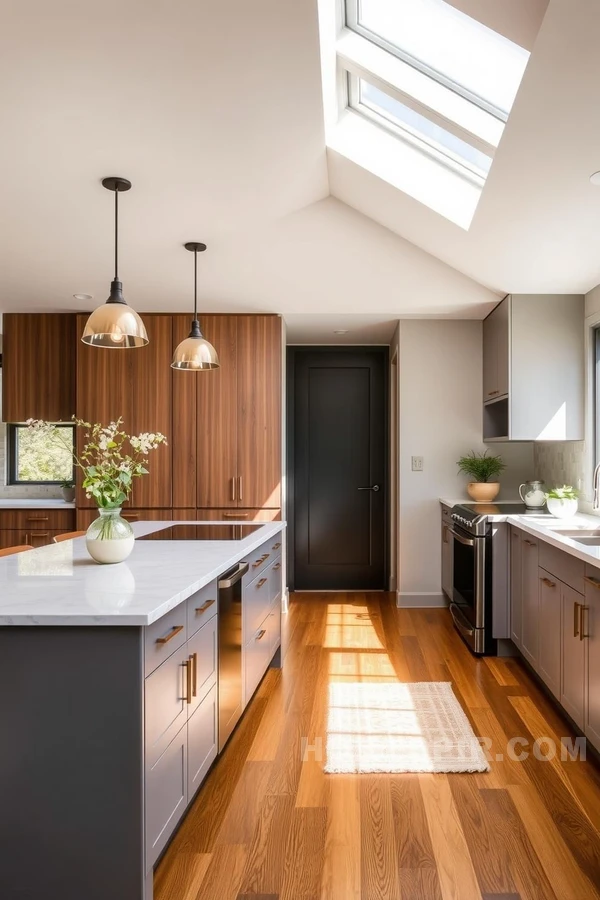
[0,529,67,550]
[145,606,187,677]
[145,722,187,871]
[244,541,274,585]
[244,615,271,706]
[188,683,218,798]
[268,601,281,659]
[0,508,75,530]
[145,643,190,768]
[187,615,217,716]
[186,580,218,637]
[243,569,271,644]
[539,541,584,593]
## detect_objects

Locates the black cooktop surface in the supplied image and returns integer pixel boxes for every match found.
[139,524,265,541]
[457,503,552,516]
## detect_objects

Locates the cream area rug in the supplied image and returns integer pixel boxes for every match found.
[324,681,489,774]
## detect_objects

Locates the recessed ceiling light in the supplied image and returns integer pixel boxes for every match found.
[334,329,349,334]
[590,172,600,186]
[73,293,93,301]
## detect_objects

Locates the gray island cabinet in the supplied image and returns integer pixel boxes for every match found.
[0,520,284,900]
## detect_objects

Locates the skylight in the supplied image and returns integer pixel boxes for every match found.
[348,0,530,117]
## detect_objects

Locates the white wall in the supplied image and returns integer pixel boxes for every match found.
[397,320,534,606]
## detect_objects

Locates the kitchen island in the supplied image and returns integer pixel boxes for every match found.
[0,519,284,900]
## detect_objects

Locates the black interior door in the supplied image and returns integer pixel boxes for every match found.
[289,348,387,590]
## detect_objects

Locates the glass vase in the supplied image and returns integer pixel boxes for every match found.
[86,508,135,564]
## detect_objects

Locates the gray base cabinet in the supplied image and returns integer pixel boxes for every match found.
[538,569,561,700]
[188,683,218,795]
[520,536,539,667]
[146,723,188,866]
[561,584,586,729]
[441,506,453,600]
[584,573,600,748]
[510,526,522,647]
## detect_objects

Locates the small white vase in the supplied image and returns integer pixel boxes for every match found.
[546,497,578,519]
[86,508,135,564]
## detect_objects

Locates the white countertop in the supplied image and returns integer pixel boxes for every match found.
[0,499,75,509]
[507,513,600,568]
[0,520,284,626]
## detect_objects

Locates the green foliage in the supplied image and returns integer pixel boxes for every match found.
[457,450,506,483]
[27,418,167,509]
[545,485,579,500]
[17,428,73,482]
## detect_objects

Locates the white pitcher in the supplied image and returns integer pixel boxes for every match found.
[519,480,546,509]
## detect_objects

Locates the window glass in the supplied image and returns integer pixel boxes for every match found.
[359,80,492,174]
[355,0,529,114]
[9,424,75,484]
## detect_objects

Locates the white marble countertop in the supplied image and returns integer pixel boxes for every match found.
[507,513,600,568]
[0,499,75,509]
[0,520,284,626]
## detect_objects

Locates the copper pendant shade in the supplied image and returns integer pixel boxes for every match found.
[171,242,219,370]
[81,177,149,348]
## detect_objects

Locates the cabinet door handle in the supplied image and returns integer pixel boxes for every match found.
[272,542,281,550]
[574,601,581,638]
[257,578,268,588]
[183,659,192,704]
[584,576,600,590]
[223,512,249,518]
[488,390,500,397]
[122,512,139,520]
[580,606,589,641]
[196,598,216,614]
[540,577,556,588]
[231,477,236,502]
[253,556,267,568]
[523,539,536,547]
[156,624,184,645]
[238,476,243,502]
[255,629,266,641]
[272,563,281,571]
[27,516,48,522]
[191,652,198,696]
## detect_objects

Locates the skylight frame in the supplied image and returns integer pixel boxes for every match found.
[345,0,511,123]
[347,73,490,184]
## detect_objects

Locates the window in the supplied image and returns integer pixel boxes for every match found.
[334,0,530,197]
[8,424,75,485]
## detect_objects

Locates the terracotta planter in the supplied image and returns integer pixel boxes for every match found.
[467,482,500,503]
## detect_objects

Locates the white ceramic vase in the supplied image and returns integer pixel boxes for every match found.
[86,508,135,564]
[546,497,578,519]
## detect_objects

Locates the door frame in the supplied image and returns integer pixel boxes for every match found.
[286,345,390,592]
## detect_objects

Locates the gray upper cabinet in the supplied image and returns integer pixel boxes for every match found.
[483,294,584,441]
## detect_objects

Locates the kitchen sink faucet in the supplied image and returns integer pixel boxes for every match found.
[593,462,600,509]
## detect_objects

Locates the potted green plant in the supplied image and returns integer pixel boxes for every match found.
[457,450,506,503]
[60,479,76,503]
[545,485,579,519]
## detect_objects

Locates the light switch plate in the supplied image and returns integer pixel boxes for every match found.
[411,456,424,472]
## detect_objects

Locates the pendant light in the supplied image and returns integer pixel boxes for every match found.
[171,242,220,370]
[81,177,149,348]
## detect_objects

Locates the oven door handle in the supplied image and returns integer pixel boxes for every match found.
[448,527,475,547]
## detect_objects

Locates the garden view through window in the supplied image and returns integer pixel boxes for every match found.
[8,424,75,484]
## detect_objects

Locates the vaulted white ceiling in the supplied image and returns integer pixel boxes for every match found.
[0,0,597,330]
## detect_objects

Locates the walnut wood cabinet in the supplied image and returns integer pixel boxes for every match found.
[2,314,76,422]
[0,507,76,548]
[173,314,282,512]
[75,315,173,509]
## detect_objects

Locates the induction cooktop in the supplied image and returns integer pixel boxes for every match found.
[139,524,265,541]
[458,503,553,516]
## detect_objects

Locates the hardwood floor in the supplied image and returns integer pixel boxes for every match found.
[155,593,600,900]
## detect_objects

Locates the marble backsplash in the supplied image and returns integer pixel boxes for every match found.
[533,441,589,507]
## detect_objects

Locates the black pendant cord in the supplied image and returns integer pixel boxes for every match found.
[114,186,119,280]
[189,249,203,338]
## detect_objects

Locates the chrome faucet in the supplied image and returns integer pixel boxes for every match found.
[594,462,600,510]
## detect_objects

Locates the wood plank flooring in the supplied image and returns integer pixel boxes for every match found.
[155,593,600,900]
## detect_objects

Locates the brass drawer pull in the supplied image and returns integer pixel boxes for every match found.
[30,532,50,539]
[196,598,216,614]
[523,539,536,547]
[255,629,266,641]
[191,652,198,696]
[584,576,600,590]
[574,601,581,638]
[223,512,249,518]
[257,578,268,588]
[273,542,281,550]
[540,577,556,588]
[488,390,500,396]
[156,624,184,645]
[272,563,281,571]
[253,556,268,568]
[122,512,139,520]
[261,553,270,562]
[184,659,192,704]
[27,516,49,522]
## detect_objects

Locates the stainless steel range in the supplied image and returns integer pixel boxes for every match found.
[448,504,495,655]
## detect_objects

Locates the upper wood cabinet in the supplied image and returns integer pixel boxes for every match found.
[172,314,282,510]
[483,294,584,441]
[75,314,173,508]
[2,314,76,422]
